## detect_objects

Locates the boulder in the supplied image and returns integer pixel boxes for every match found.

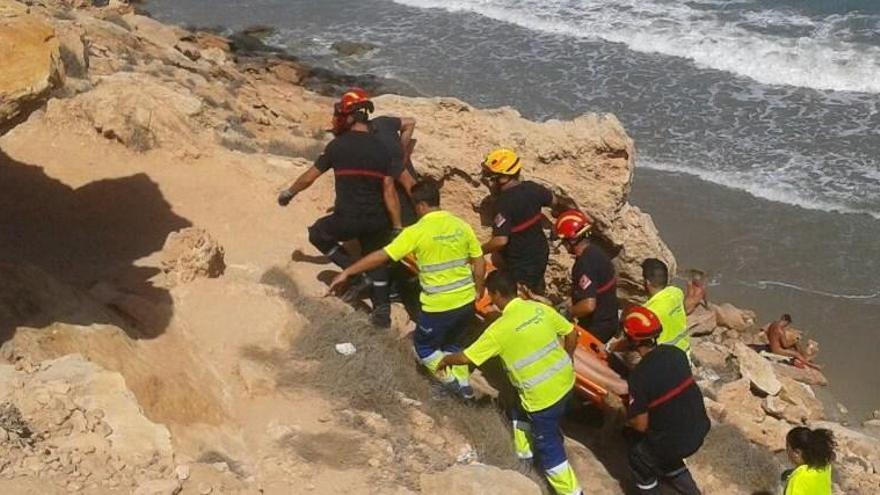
[420,464,542,495]
[811,421,880,478]
[692,340,730,371]
[772,362,828,386]
[733,342,781,396]
[133,479,181,495]
[160,228,226,286]
[778,376,824,422]
[56,22,89,79]
[713,303,756,331]
[688,304,717,336]
[330,40,378,57]
[0,3,65,125]
[716,380,789,451]
[46,71,203,152]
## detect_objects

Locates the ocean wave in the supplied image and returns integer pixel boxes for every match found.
[391,0,880,93]
[740,279,880,301]
[639,159,880,220]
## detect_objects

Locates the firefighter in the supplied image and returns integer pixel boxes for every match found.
[278,88,401,327]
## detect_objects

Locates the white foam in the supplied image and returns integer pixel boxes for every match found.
[392,0,880,93]
[638,159,880,220]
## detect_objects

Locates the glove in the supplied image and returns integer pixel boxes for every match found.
[555,302,572,320]
[277,190,295,207]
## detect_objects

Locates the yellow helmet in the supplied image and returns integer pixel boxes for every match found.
[481,148,522,176]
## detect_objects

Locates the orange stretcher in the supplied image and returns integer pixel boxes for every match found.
[405,255,611,406]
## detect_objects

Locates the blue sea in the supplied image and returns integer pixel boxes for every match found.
[146,0,880,417]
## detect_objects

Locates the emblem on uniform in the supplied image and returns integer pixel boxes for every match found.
[494,213,506,228]
[578,274,592,290]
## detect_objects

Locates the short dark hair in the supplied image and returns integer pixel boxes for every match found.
[411,179,441,207]
[641,258,669,287]
[787,427,835,469]
[486,270,517,298]
[782,314,793,323]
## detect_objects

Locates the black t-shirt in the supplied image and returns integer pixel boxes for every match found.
[492,181,552,272]
[572,244,619,343]
[314,130,392,220]
[370,116,418,225]
[627,346,710,458]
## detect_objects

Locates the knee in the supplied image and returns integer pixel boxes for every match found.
[307,223,333,251]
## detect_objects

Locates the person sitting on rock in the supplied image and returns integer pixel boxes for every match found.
[622,306,709,495]
[278,88,401,328]
[478,148,569,295]
[766,314,816,367]
[782,426,834,495]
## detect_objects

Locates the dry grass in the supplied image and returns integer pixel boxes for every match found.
[258,267,519,470]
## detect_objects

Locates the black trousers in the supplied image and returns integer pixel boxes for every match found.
[627,434,701,495]
[308,213,390,309]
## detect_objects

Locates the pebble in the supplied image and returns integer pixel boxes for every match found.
[198,482,213,494]
[211,462,229,473]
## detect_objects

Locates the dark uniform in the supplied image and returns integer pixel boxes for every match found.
[571,243,619,343]
[370,116,418,226]
[492,181,553,293]
[307,129,393,309]
[626,345,710,494]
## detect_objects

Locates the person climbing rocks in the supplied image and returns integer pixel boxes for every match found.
[766,314,817,367]
[622,306,710,495]
[436,270,583,495]
[479,148,570,294]
[554,209,619,344]
[278,87,402,328]
[367,108,420,308]
[782,426,834,495]
[328,180,485,398]
[641,258,691,355]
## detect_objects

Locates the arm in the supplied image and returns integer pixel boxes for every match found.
[549,192,577,217]
[481,235,508,254]
[570,297,597,319]
[397,168,417,197]
[768,328,810,362]
[328,249,391,294]
[628,412,649,433]
[436,352,474,374]
[399,117,416,164]
[279,166,324,204]
[684,280,706,314]
[382,176,403,229]
[471,256,486,299]
[563,329,578,357]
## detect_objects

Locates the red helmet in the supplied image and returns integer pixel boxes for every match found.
[334,87,374,115]
[623,306,662,341]
[555,210,593,241]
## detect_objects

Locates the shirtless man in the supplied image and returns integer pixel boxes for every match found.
[766,314,815,366]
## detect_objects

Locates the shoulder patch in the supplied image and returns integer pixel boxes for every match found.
[578,274,592,290]
[494,213,507,228]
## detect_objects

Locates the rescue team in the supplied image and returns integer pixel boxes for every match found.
[278,89,830,495]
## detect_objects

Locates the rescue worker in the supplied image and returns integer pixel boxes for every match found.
[479,148,567,294]
[328,180,485,397]
[554,210,619,343]
[641,258,690,355]
[437,271,583,495]
[622,306,710,494]
[278,88,402,328]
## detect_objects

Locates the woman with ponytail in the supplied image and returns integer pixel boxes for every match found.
[783,426,835,494]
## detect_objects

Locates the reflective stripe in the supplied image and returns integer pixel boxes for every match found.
[637,480,659,490]
[326,245,341,257]
[422,276,473,294]
[648,376,695,409]
[372,280,388,287]
[513,340,559,371]
[420,257,468,273]
[512,420,531,432]
[546,460,571,477]
[596,276,617,294]
[419,350,445,366]
[511,212,544,233]
[666,329,691,350]
[517,452,534,460]
[520,354,571,390]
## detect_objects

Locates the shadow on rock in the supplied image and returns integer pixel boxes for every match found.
[0,149,191,342]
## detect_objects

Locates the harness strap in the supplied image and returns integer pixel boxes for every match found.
[334,169,386,180]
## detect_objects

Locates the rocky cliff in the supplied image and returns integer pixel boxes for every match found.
[0,1,877,494]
